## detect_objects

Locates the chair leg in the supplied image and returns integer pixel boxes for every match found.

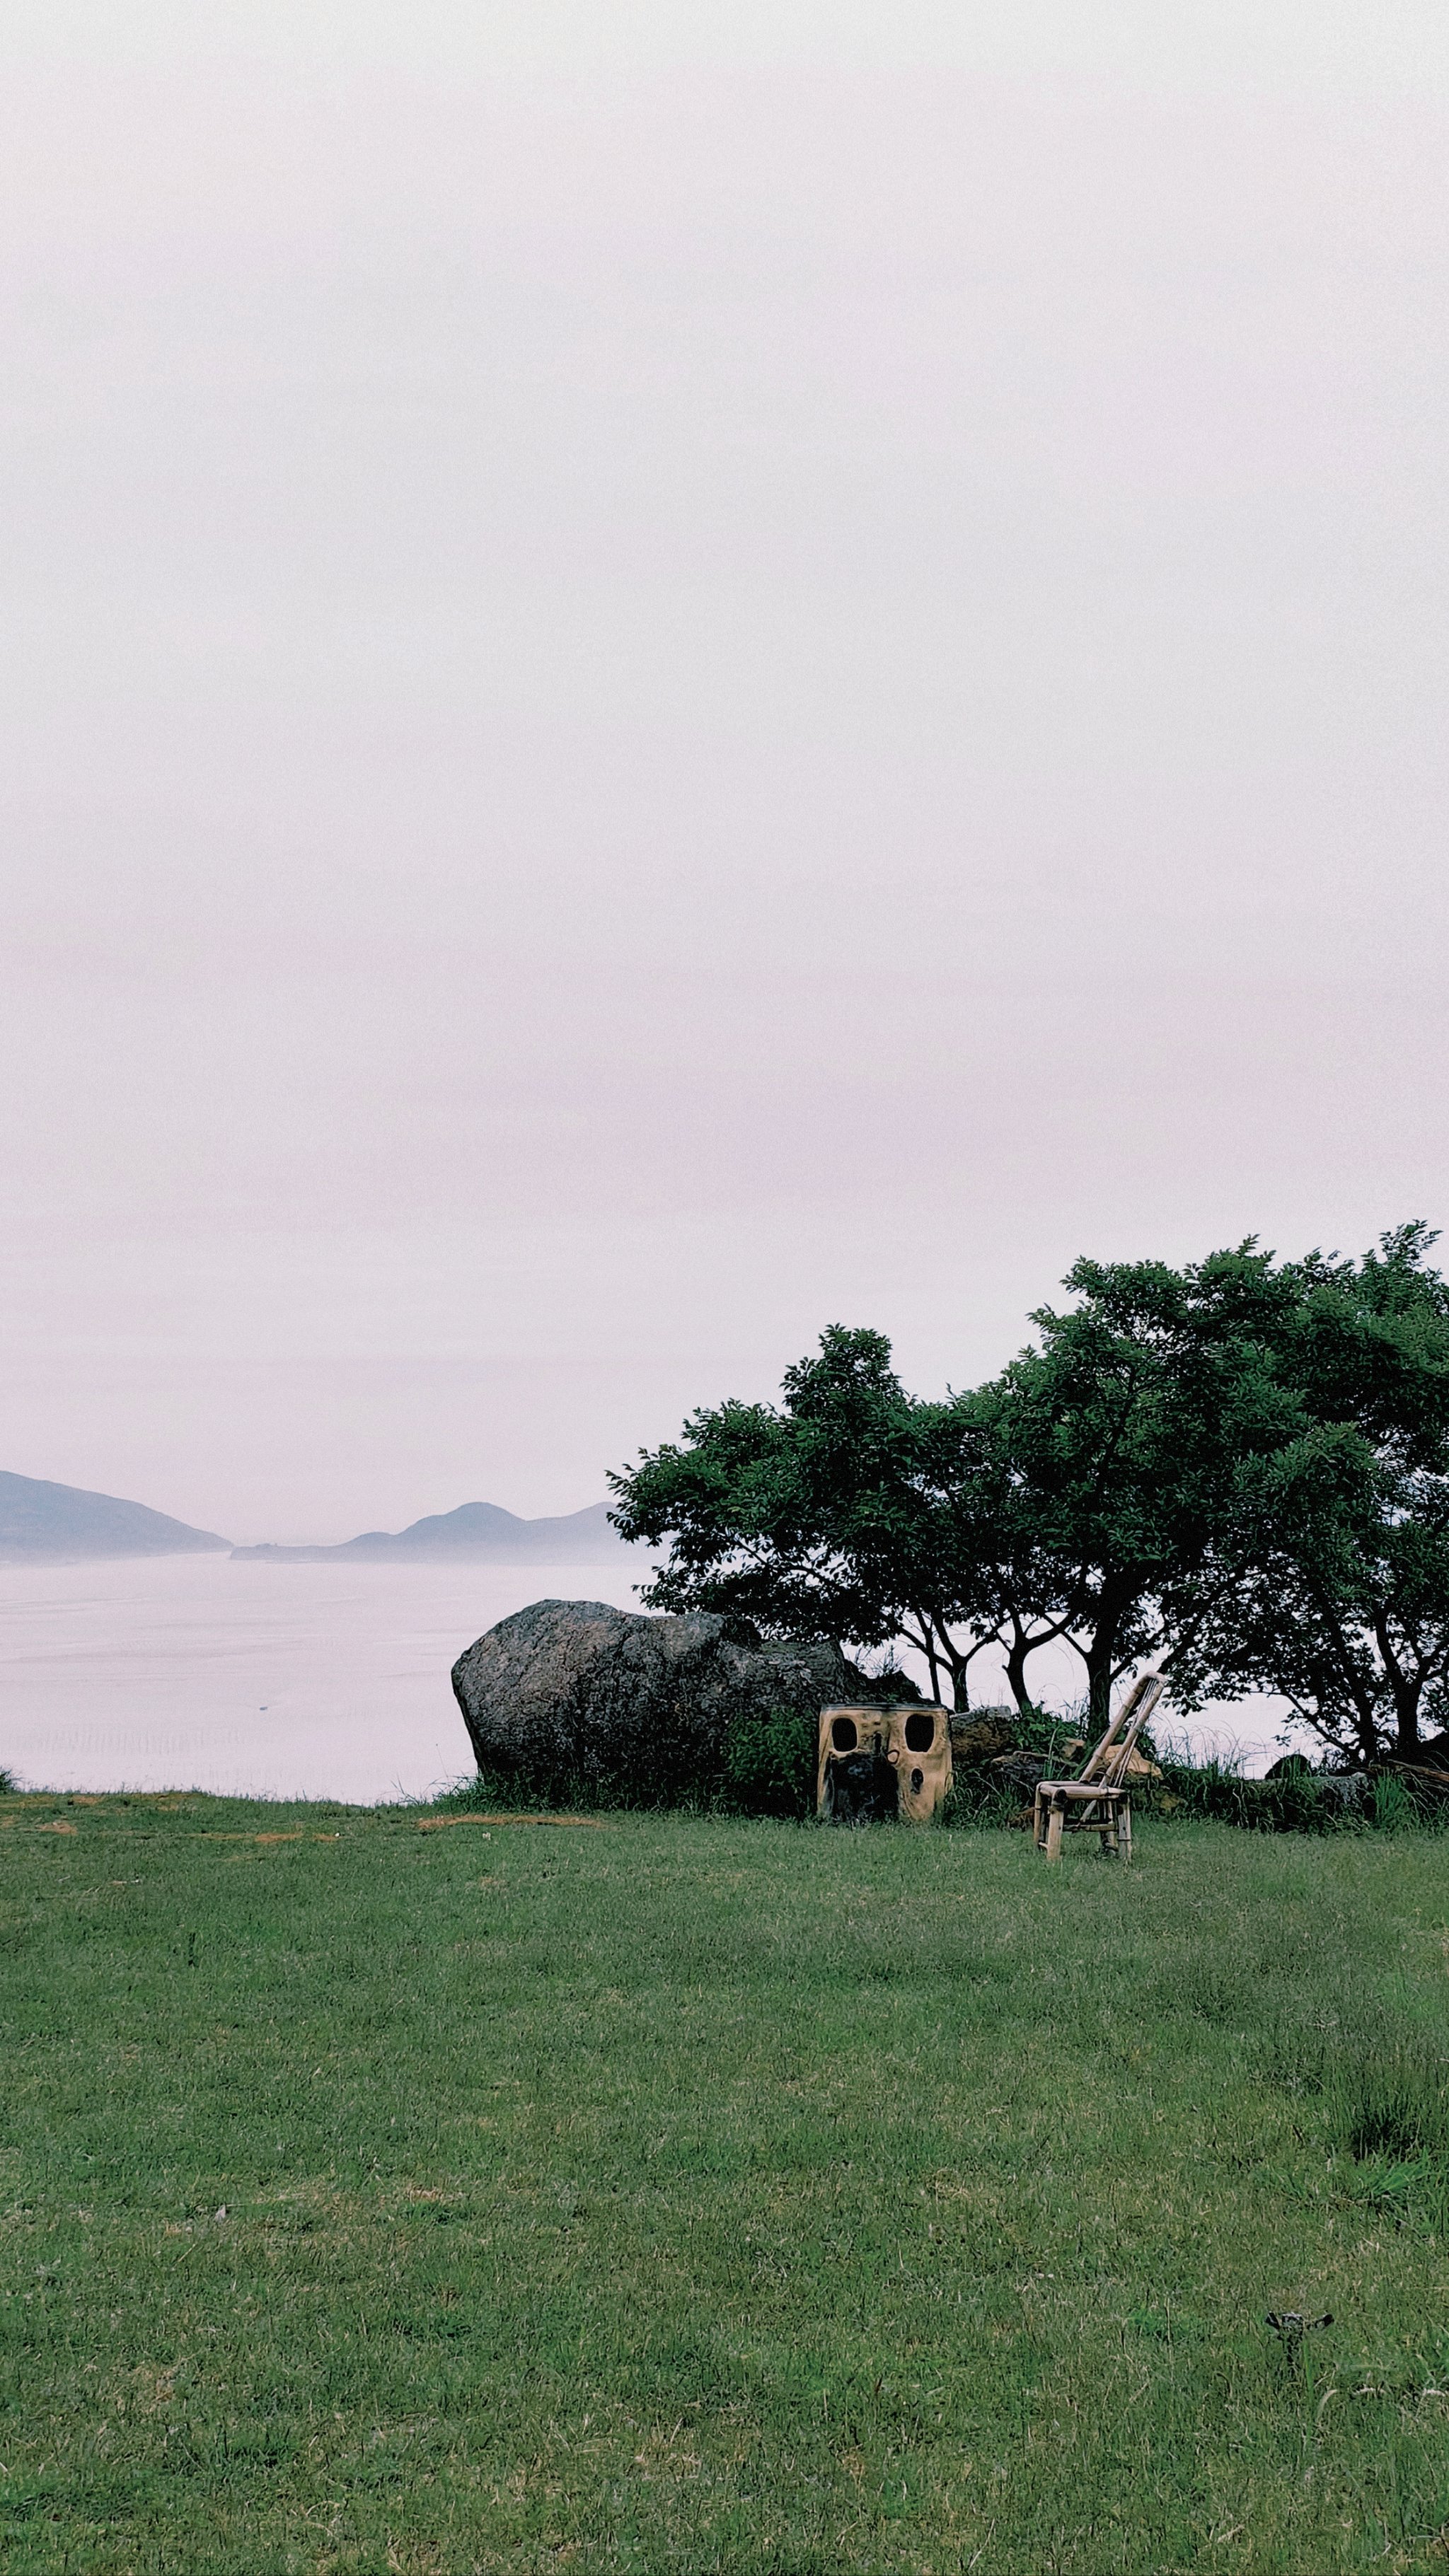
[1034,1786,1046,1851]
[1044,1799,1064,1862]
[1118,1800,1132,1863]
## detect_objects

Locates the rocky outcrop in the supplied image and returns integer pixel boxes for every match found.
[949,1707,1017,1763]
[451,1599,852,1806]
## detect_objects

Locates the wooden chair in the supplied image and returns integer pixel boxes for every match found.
[1034,1672,1165,1862]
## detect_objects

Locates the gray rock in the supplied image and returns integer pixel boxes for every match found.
[450,1599,850,1806]
[842,1659,923,1705]
[1314,1772,1370,1810]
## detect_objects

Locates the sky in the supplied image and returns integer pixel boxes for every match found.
[3,1,1448,1545]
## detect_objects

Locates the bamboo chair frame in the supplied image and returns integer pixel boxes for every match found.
[1033,1671,1166,1862]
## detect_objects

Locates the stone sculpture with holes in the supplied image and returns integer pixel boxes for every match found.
[816,1704,954,1823]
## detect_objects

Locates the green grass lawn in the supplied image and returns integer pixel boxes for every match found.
[3,1790,1449,2575]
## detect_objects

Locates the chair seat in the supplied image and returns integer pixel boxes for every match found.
[1037,1780,1128,1802]
[1034,1776,1136,1862]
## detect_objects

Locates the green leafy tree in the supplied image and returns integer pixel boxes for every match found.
[611,1251,1305,1724]
[608,1326,1010,1709]
[969,1246,1307,1727]
[612,1229,1449,1746]
[1172,1225,1449,1765]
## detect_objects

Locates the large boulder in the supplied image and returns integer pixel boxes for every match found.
[451,1599,852,1806]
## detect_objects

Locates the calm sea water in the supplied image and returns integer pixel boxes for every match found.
[0,1557,1293,1801]
[0,1555,650,1803]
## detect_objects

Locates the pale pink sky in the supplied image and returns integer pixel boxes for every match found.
[3,1,1447,1544]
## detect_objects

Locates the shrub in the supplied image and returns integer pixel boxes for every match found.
[430,1705,824,1821]
[1154,1757,1365,1834]
[720,1704,817,1819]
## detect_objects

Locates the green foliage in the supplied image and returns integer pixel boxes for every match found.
[614,1221,1449,1768]
[434,1705,827,1825]
[1335,2042,1449,2167]
[931,1765,1022,1828]
[720,1702,817,1819]
[610,1324,998,1708]
[440,1744,1446,1839]
[610,1267,1297,1725]
[424,1765,560,1814]
[427,1756,705,1817]
[975,1243,1308,1725]
[1265,2022,1449,2224]
[609,1248,1320,1729]
[937,1703,1078,1829]
[8,1789,1449,2571]
[1174,1228,1449,1767]
[1370,1772,1421,1833]
[1153,1756,1449,1836]
[1155,1758,1361,1835]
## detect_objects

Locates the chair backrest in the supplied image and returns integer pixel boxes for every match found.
[1078,1672,1165,1789]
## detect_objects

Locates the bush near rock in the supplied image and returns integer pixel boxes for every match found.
[450,1599,859,1810]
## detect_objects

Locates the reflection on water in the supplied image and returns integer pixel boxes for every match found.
[0,1555,648,1802]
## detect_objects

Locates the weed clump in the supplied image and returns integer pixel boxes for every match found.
[1334,2042,1449,2166]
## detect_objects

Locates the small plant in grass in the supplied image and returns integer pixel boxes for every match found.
[425,1768,526,1813]
[425,1763,599,1814]
[934,1768,1020,1828]
[1370,1771,1418,1832]
[1262,2018,1449,2224]
[1334,2042,1449,2166]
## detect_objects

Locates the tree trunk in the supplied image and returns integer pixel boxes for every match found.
[1372,1611,1425,1757]
[1391,1675,1424,1758]
[1004,1622,1035,1716]
[1084,1628,1118,1736]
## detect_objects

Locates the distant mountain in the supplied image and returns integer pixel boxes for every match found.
[231,1499,634,1564]
[0,1470,231,1564]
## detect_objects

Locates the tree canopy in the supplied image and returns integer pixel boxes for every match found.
[1170,1224,1449,1763]
[608,1224,1449,1763]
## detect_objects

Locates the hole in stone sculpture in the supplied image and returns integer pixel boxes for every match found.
[904,1711,935,1752]
[826,1752,898,1823]
[910,1767,925,1793]
[831,1715,859,1751]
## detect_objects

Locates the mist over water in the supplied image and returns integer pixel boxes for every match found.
[0,1557,649,1803]
[0,1557,1293,1798]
